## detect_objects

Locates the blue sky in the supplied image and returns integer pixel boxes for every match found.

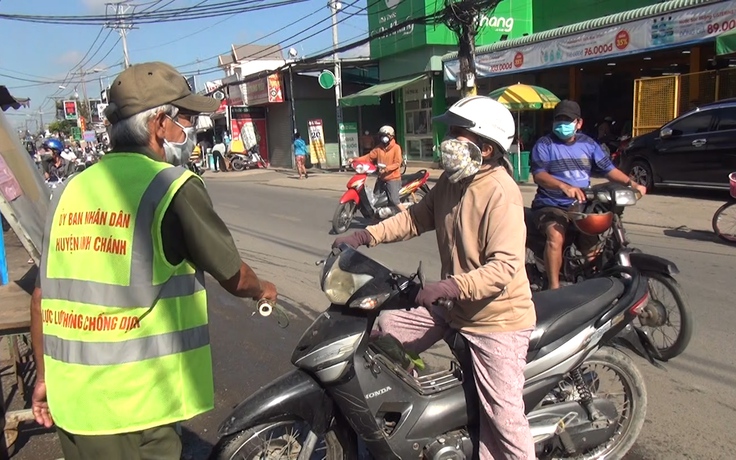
[1,0,370,129]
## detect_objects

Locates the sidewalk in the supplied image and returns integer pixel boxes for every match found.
[205,167,727,235]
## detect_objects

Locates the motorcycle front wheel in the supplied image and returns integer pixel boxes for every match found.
[636,272,692,361]
[231,158,246,172]
[332,202,356,234]
[211,419,355,460]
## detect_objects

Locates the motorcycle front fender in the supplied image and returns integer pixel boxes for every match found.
[629,252,679,275]
[217,369,334,437]
[339,188,360,205]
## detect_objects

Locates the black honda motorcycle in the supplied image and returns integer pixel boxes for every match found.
[211,246,659,460]
[525,183,692,361]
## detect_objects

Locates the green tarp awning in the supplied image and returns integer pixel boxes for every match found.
[717,31,736,56]
[340,75,425,107]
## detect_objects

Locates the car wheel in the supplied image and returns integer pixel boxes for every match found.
[629,160,654,190]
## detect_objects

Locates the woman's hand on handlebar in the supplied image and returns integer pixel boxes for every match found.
[415,279,461,309]
[332,229,373,249]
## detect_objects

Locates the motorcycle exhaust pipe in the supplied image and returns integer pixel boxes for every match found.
[530,412,578,443]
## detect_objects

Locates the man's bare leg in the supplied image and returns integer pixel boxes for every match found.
[544,223,566,290]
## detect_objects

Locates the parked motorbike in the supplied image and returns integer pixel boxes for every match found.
[711,172,736,243]
[229,147,267,172]
[525,182,692,361]
[332,160,430,234]
[211,246,659,460]
[610,135,631,167]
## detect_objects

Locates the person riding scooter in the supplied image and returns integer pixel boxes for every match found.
[333,96,536,459]
[41,138,73,181]
[352,126,404,213]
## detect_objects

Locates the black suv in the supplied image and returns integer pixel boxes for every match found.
[619,99,736,191]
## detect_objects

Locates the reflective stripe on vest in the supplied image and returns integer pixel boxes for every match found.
[44,324,209,365]
[40,166,205,309]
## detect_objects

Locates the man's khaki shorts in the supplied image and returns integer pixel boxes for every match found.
[531,206,600,255]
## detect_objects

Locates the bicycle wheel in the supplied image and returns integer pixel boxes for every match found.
[712,200,736,243]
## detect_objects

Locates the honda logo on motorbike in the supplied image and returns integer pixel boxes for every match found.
[365,386,392,399]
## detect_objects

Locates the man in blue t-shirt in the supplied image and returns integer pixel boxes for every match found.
[530,100,646,289]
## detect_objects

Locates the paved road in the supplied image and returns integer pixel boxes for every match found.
[12,170,736,459]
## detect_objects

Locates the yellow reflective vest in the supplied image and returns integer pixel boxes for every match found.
[40,153,213,435]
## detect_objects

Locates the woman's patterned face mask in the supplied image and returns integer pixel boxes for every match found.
[439,138,483,183]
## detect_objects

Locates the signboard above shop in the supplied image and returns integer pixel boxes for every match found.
[245,74,284,106]
[368,0,532,59]
[444,0,736,81]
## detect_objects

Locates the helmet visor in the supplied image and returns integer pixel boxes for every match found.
[432,110,475,128]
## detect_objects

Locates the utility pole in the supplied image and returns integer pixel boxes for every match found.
[330,0,344,166]
[105,1,135,68]
[444,0,500,97]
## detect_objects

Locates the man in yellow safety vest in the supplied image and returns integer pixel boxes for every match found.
[30,61,278,459]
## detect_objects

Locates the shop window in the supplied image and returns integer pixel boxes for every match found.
[668,112,713,136]
[403,79,434,160]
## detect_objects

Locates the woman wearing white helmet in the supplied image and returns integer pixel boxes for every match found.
[352,125,404,211]
[333,96,535,459]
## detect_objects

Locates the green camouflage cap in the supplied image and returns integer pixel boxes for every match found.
[104,61,220,123]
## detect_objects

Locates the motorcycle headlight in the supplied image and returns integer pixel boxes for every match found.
[614,189,638,206]
[323,263,374,305]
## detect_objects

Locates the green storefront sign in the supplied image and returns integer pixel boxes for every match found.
[368,0,533,59]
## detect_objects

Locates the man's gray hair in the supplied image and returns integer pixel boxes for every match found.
[108,104,178,148]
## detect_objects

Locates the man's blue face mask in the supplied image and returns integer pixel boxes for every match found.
[553,121,577,140]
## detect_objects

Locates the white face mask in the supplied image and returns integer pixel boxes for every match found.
[439,138,482,183]
[164,116,196,166]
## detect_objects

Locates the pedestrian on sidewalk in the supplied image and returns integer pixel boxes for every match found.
[293,131,308,179]
[333,96,536,459]
[30,61,278,460]
[212,138,226,172]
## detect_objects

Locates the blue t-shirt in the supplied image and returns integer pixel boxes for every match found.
[531,133,615,208]
[293,138,308,156]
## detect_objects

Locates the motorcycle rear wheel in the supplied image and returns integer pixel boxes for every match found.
[550,347,646,460]
[636,272,692,361]
[332,202,356,234]
[211,419,355,460]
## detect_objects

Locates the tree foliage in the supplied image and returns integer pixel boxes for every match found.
[47,119,77,136]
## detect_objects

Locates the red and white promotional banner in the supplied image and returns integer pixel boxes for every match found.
[445,0,736,80]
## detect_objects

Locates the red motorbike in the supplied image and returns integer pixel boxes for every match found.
[332,160,430,234]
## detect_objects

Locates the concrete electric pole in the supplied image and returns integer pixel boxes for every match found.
[330,0,344,165]
[105,1,135,68]
[444,0,501,97]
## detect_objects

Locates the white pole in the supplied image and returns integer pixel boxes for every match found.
[330,0,344,167]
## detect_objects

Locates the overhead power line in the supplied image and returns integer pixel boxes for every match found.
[0,0,309,25]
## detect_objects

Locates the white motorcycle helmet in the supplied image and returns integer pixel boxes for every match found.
[378,125,395,138]
[434,96,515,152]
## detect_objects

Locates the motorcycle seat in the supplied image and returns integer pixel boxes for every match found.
[401,170,427,186]
[529,278,624,351]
